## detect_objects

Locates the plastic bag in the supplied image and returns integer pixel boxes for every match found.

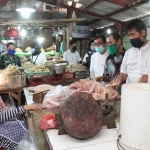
[0,96,6,111]
[43,85,72,108]
[40,114,56,130]
[15,118,38,150]
[5,92,16,111]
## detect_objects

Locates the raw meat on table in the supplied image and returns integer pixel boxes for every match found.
[69,79,119,100]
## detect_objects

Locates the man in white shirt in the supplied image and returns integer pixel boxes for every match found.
[109,19,150,89]
[90,36,109,77]
[63,40,81,65]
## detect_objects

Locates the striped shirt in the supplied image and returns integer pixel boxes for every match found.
[0,106,25,123]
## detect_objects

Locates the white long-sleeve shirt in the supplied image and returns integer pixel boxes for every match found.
[121,42,150,83]
[90,51,109,78]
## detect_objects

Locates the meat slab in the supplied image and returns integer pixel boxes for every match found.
[69,79,119,100]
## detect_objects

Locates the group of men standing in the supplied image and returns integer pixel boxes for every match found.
[63,19,150,91]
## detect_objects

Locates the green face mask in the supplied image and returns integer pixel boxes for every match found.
[107,44,118,55]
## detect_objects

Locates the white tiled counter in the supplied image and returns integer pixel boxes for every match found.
[45,125,120,150]
[23,87,34,104]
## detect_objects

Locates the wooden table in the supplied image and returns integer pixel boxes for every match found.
[23,87,54,150]
[0,87,23,106]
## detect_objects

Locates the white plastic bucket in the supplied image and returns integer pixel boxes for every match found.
[120,83,150,150]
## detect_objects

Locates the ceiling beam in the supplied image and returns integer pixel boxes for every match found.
[39,0,123,24]
[0,18,85,26]
[67,0,77,18]
[86,0,149,26]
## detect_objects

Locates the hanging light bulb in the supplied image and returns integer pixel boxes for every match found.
[16,6,36,19]
[21,12,31,19]
[37,37,44,43]
[37,27,44,43]
[107,28,111,34]
[21,29,27,37]
[17,26,21,30]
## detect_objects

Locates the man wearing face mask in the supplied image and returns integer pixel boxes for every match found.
[96,33,125,86]
[0,42,21,69]
[30,42,47,65]
[90,36,109,78]
[83,39,96,70]
[108,19,150,89]
[63,40,81,65]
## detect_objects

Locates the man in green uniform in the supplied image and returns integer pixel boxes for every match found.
[0,42,21,69]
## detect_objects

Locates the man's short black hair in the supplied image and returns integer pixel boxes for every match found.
[95,35,106,43]
[107,33,121,42]
[7,42,15,48]
[88,39,94,49]
[69,40,77,46]
[126,19,147,33]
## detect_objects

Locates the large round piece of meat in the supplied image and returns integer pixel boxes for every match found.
[59,92,103,139]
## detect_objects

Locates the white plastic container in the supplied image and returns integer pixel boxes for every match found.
[120,83,150,150]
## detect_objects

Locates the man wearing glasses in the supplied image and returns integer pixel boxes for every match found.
[96,33,125,93]
[90,36,109,78]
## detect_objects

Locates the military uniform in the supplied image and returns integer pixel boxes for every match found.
[0,54,21,69]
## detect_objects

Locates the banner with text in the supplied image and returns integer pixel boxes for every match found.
[72,26,91,38]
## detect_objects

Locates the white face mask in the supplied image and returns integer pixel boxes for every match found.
[30,45,40,53]
[90,45,95,51]
[30,48,35,53]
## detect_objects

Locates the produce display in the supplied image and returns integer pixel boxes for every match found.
[21,62,34,70]
[46,55,53,60]
[25,65,50,73]
[25,47,31,51]
[25,47,45,52]
[45,51,61,56]
[45,46,55,52]
[1,65,21,76]
[45,58,63,65]
[15,48,22,52]
[21,62,49,73]
[18,55,28,64]
[0,65,25,89]
[65,64,86,72]
[15,52,32,57]
[45,53,63,65]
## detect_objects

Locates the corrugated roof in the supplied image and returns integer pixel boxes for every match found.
[1,0,149,28]
[89,1,122,15]
[77,0,150,28]
[79,0,96,8]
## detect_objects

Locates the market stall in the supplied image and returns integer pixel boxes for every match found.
[1,0,150,150]
[24,84,120,150]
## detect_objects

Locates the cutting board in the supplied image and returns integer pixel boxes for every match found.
[59,92,103,139]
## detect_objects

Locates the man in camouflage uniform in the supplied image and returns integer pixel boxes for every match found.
[0,42,21,69]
